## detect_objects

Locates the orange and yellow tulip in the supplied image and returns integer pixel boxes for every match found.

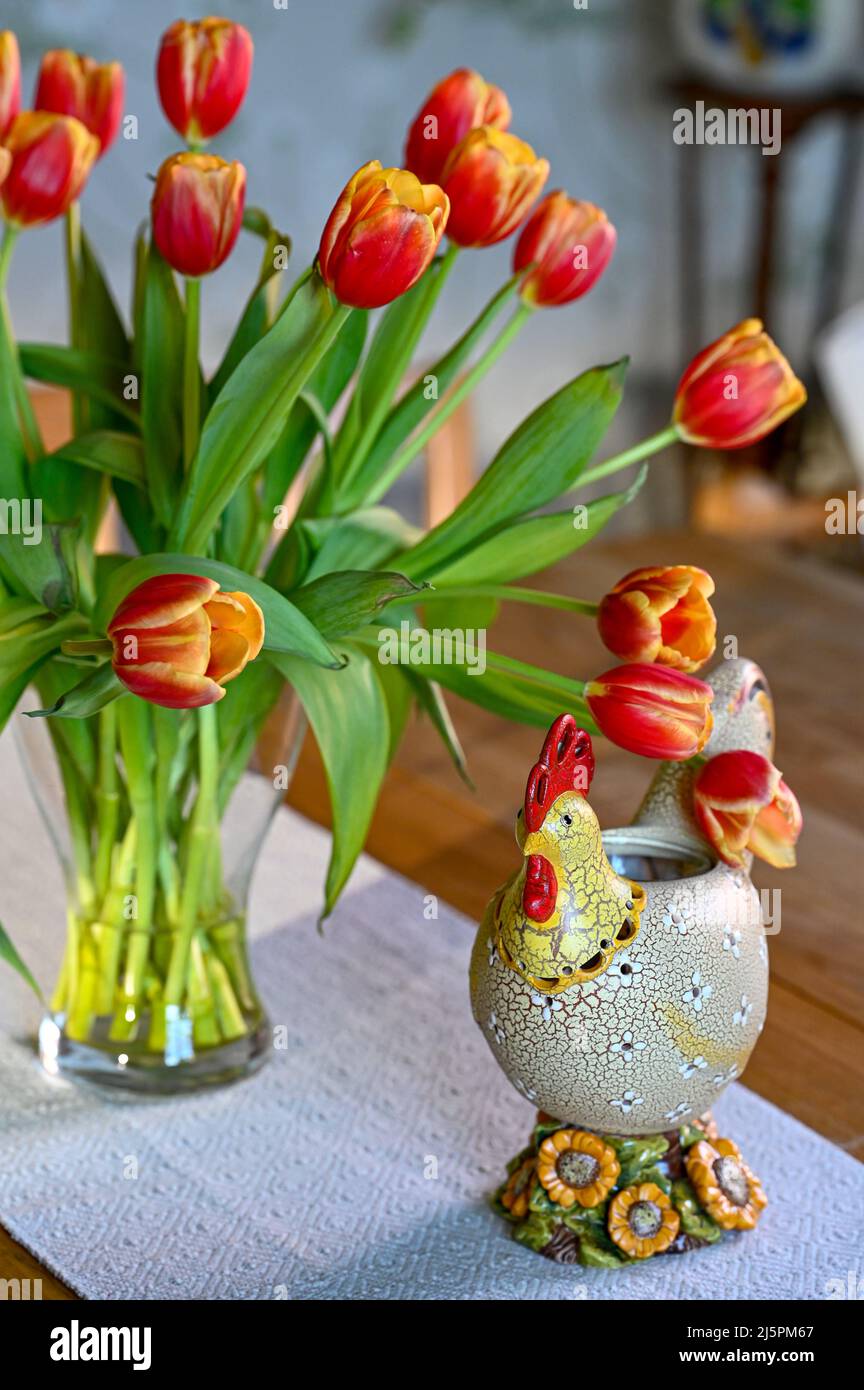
[35,50,125,156]
[318,160,449,309]
[597,565,717,673]
[1,112,98,227]
[693,750,802,869]
[108,574,265,709]
[585,663,714,761]
[156,17,253,143]
[513,192,616,307]
[404,66,511,186]
[151,152,246,277]
[0,30,21,140]
[673,319,806,450]
[440,127,549,248]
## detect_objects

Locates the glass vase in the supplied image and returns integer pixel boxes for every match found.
[16,683,305,1095]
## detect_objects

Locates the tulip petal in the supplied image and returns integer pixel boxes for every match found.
[113,662,225,709]
[206,630,251,686]
[205,590,265,661]
[107,573,219,634]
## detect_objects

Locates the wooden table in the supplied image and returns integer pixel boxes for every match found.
[3,530,862,1298]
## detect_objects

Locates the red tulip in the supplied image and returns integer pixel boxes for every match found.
[151,152,246,277]
[673,319,806,450]
[585,663,714,761]
[441,127,549,248]
[35,50,125,156]
[108,574,265,709]
[0,30,21,140]
[1,112,98,227]
[513,192,616,307]
[694,750,802,869]
[597,565,716,673]
[156,17,253,143]
[404,67,511,186]
[318,160,449,309]
[0,146,10,191]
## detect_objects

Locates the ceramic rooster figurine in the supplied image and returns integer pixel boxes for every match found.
[470,658,774,1266]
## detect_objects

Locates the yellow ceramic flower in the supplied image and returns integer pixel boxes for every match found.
[608,1182,680,1258]
[537,1129,620,1209]
[501,1156,536,1219]
[685,1138,767,1231]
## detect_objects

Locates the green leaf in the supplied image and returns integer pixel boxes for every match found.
[265,504,420,592]
[94,553,342,668]
[0,294,28,498]
[399,360,628,579]
[25,660,125,719]
[18,344,138,427]
[77,228,132,432]
[209,220,291,400]
[268,643,389,918]
[0,920,43,1001]
[140,244,186,528]
[170,272,348,555]
[341,270,520,507]
[0,523,79,612]
[263,306,368,515]
[364,638,593,731]
[512,1210,556,1255]
[407,673,471,785]
[291,570,426,637]
[34,431,145,489]
[334,254,450,479]
[430,468,647,587]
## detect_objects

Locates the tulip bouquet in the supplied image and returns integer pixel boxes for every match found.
[0,21,805,1089]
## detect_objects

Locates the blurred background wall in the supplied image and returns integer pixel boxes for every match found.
[8,0,864,542]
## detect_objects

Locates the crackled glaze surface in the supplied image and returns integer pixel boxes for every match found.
[470,849,767,1134]
[469,657,773,1136]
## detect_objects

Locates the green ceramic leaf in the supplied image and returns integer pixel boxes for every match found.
[607,1133,669,1188]
[0,920,43,1001]
[512,1210,556,1254]
[671,1178,723,1244]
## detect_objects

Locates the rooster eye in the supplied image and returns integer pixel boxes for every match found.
[562,814,572,826]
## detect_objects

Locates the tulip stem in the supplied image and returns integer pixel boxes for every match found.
[576,425,679,489]
[64,202,85,432]
[183,276,202,471]
[360,300,534,506]
[164,704,219,1010]
[0,224,18,288]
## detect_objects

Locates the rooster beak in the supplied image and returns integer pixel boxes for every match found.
[522,852,558,923]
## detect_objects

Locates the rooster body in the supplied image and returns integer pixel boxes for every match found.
[470,659,771,1136]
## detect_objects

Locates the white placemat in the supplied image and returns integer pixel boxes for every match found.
[0,732,861,1300]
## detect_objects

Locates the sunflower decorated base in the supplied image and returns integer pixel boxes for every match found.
[492,1112,767,1266]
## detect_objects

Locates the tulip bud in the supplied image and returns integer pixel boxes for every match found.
[1,112,98,228]
[0,30,21,140]
[404,67,511,186]
[694,750,802,869]
[35,50,125,157]
[597,565,716,673]
[513,192,616,307]
[108,574,265,709]
[585,663,714,761]
[673,319,806,450]
[151,152,246,278]
[440,127,549,248]
[318,160,449,310]
[157,17,253,143]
